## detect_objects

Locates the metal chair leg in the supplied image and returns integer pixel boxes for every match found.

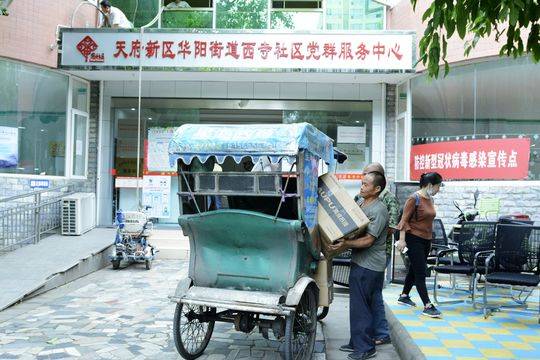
[433,271,464,305]
[483,280,490,319]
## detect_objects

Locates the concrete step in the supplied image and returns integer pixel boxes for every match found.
[149,228,190,260]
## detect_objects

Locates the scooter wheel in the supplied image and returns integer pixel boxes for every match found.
[145,260,152,270]
[112,259,120,270]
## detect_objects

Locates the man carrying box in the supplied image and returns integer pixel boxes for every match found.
[354,163,399,346]
[329,171,389,360]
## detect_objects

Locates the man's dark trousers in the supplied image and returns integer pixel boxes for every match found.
[348,262,385,354]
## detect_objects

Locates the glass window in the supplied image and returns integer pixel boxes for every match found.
[271,11,323,30]
[216,0,268,29]
[272,1,322,9]
[113,0,159,28]
[325,0,383,30]
[161,9,213,28]
[395,116,405,180]
[0,59,68,176]
[164,0,213,7]
[72,79,88,113]
[411,57,540,180]
[397,82,407,115]
[411,65,474,142]
[283,108,373,173]
[72,113,88,177]
[162,0,213,28]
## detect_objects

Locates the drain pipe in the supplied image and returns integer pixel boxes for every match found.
[135,6,165,208]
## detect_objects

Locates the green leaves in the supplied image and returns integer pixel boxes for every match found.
[413,0,540,78]
[455,0,467,39]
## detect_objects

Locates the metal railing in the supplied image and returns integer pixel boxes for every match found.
[0,185,74,254]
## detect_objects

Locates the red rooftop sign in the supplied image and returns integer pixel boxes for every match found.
[61,30,415,71]
[410,138,531,180]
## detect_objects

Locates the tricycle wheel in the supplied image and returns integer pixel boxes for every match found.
[145,260,152,270]
[317,306,329,321]
[111,259,120,270]
[173,303,215,359]
[284,287,317,360]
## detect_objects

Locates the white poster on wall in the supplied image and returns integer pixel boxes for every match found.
[0,126,18,169]
[142,175,171,218]
[147,127,176,172]
[337,126,366,144]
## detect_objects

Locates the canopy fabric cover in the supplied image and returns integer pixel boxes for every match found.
[168,123,334,167]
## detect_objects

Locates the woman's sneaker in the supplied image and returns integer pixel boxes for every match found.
[397,295,416,307]
[422,304,442,318]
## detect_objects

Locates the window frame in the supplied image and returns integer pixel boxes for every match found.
[70,110,90,179]
[0,60,90,180]
[395,79,411,182]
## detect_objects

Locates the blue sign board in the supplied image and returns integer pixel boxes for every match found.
[29,179,50,189]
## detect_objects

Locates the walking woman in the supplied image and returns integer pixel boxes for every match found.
[395,172,443,318]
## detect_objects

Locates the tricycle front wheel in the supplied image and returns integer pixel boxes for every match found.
[145,260,152,270]
[111,259,120,270]
[173,303,215,360]
[284,287,317,360]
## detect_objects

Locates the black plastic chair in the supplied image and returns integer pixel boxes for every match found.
[427,219,453,267]
[433,221,498,305]
[476,224,540,320]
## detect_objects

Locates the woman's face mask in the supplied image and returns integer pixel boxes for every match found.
[427,183,440,196]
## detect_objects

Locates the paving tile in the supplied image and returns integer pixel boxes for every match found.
[383,282,540,360]
[0,260,326,360]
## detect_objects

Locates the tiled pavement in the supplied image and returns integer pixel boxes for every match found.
[0,260,325,360]
[383,278,540,360]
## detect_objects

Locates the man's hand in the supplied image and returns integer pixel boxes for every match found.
[328,239,349,253]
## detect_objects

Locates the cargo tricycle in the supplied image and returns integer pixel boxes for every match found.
[168,123,343,360]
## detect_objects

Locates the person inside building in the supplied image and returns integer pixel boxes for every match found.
[166,0,191,9]
[330,171,389,360]
[395,172,443,318]
[353,162,398,346]
[99,0,133,29]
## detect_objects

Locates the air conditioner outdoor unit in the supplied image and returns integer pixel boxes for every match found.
[62,193,96,235]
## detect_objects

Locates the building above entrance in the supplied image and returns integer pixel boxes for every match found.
[59,29,415,83]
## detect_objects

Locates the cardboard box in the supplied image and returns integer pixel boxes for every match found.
[314,258,333,307]
[317,173,370,256]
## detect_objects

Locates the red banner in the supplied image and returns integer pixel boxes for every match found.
[410,138,531,180]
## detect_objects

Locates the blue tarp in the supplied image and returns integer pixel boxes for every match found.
[168,123,334,167]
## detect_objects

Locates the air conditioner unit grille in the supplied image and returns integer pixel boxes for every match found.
[61,193,96,236]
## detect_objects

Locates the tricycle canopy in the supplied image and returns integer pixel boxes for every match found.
[168,122,335,167]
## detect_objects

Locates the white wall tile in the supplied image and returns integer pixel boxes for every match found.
[150,81,176,97]
[123,81,150,97]
[227,82,254,98]
[103,81,123,97]
[359,84,382,100]
[306,83,333,100]
[201,82,228,98]
[175,81,202,98]
[279,83,307,99]
[254,82,280,99]
[333,83,360,100]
